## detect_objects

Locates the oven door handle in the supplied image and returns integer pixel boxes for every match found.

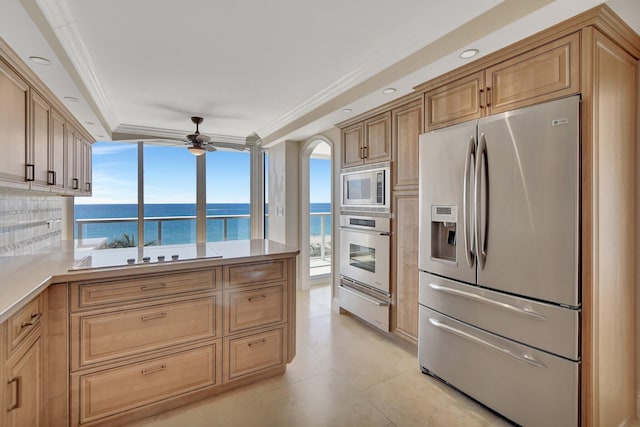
[339,226,390,236]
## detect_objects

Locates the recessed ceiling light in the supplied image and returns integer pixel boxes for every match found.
[29,56,51,65]
[382,88,396,94]
[459,49,479,59]
[85,121,95,125]
[64,96,80,102]
[341,108,352,113]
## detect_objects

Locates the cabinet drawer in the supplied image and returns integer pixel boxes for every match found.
[225,284,286,334]
[70,268,221,310]
[224,260,286,288]
[72,342,221,425]
[71,296,221,369]
[7,294,43,354]
[224,328,285,382]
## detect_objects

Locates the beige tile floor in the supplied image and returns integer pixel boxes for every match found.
[130,284,514,427]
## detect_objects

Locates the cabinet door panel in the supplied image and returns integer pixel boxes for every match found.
[392,194,419,342]
[486,32,580,114]
[364,112,391,164]
[30,91,51,190]
[50,109,65,192]
[392,99,422,189]
[426,71,484,131]
[342,122,364,168]
[5,335,42,427]
[0,60,29,188]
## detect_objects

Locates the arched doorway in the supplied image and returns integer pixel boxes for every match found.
[299,136,334,290]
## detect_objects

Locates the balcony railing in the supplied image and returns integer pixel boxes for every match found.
[75,213,332,261]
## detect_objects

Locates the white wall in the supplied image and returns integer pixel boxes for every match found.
[267,140,300,249]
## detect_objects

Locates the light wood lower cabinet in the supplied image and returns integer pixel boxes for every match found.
[391,193,419,343]
[64,257,296,426]
[224,327,285,382]
[2,293,45,427]
[71,342,221,426]
[70,295,221,370]
[5,332,42,427]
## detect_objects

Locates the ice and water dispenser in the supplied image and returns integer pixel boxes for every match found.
[431,205,457,262]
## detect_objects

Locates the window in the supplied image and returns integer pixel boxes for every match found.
[143,144,196,245]
[75,142,256,247]
[74,141,138,247]
[206,150,251,241]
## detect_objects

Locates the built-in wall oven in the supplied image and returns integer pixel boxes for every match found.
[339,214,391,332]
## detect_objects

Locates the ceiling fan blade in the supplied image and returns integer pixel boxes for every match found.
[204,144,217,152]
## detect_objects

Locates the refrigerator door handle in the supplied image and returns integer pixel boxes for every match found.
[463,135,476,268]
[427,283,547,320]
[428,317,548,369]
[475,133,488,268]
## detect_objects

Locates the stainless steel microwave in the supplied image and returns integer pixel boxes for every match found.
[340,165,390,210]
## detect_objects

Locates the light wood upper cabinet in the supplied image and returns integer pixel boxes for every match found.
[0,59,29,189]
[392,99,422,189]
[486,32,580,114]
[82,141,92,195]
[29,91,52,191]
[341,113,391,168]
[341,122,364,168]
[50,109,66,192]
[425,33,580,130]
[0,39,94,195]
[425,71,484,131]
[363,112,392,164]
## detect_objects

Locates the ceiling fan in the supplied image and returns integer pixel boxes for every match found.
[114,116,249,155]
[184,116,215,156]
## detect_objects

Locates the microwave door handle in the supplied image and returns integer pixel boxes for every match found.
[475,133,487,269]
[463,135,476,268]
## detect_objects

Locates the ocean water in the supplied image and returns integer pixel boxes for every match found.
[75,203,331,246]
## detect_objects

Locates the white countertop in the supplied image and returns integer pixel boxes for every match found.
[0,239,298,323]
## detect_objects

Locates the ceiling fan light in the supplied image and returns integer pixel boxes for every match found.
[188,146,206,156]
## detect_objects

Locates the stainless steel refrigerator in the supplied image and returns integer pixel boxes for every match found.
[418,96,581,426]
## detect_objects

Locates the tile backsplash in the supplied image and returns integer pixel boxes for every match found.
[0,190,64,256]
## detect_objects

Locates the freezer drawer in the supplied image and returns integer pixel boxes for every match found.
[419,272,580,360]
[339,284,389,332]
[419,306,579,427]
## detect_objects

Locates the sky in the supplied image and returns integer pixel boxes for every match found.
[77,141,331,205]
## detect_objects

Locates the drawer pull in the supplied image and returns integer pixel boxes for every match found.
[7,376,21,411]
[141,364,167,375]
[140,283,167,291]
[248,339,267,348]
[141,312,167,321]
[248,294,268,302]
[21,312,42,328]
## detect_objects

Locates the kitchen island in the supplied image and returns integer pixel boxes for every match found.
[0,240,298,426]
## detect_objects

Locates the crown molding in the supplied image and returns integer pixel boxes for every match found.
[255,0,507,140]
[114,123,247,145]
[35,0,119,130]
